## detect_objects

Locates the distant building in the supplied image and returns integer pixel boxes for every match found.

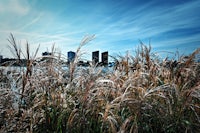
[0,55,3,63]
[102,51,108,66]
[68,51,76,62]
[92,51,99,65]
[42,52,52,56]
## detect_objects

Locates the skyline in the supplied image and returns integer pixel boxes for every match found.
[0,0,200,59]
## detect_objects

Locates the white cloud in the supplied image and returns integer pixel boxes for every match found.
[0,0,30,15]
[1,0,200,59]
[19,13,43,30]
[96,0,200,44]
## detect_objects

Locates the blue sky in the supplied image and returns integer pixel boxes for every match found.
[0,0,200,60]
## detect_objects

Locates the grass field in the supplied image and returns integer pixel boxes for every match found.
[0,34,200,132]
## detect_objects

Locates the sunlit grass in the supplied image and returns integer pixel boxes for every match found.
[0,34,199,132]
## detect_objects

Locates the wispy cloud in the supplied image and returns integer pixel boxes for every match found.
[0,0,30,15]
[91,0,200,54]
[0,0,199,59]
[19,13,43,30]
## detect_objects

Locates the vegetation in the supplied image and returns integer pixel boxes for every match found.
[0,34,200,133]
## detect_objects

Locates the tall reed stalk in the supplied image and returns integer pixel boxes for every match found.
[0,34,199,132]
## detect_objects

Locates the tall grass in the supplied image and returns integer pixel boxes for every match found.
[0,34,199,132]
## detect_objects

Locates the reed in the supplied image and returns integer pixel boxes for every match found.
[0,34,199,132]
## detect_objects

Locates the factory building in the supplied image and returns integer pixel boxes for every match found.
[92,51,99,65]
[101,51,108,66]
